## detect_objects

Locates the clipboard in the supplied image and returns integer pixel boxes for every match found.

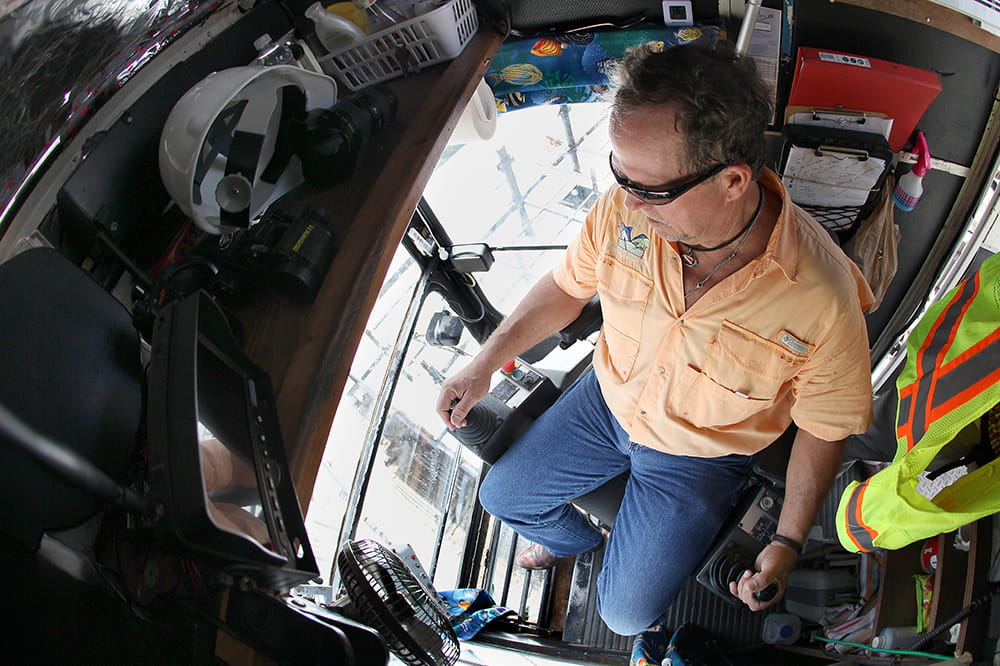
[784,105,893,141]
[779,123,894,234]
[782,145,887,207]
[787,48,941,152]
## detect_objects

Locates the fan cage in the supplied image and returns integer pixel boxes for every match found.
[338,539,459,666]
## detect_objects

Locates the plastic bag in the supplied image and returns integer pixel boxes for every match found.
[844,174,900,312]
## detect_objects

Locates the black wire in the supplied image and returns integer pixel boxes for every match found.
[0,400,157,517]
[910,591,992,651]
[428,277,487,323]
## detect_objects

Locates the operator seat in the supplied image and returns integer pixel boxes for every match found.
[0,247,142,551]
[569,424,796,528]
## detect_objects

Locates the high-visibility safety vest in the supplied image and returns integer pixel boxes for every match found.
[837,252,1000,553]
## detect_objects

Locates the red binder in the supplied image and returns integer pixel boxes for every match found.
[787,47,942,152]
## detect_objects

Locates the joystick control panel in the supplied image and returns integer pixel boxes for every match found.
[693,480,784,605]
[450,359,559,464]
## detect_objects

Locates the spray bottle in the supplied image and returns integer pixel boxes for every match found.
[305,2,366,53]
[893,131,930,212]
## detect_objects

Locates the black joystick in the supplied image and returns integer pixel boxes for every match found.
[715,551,778,603]
[449,399,501,448]
[754,582,778,602]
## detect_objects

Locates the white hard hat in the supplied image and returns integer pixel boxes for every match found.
[159,65,337,234]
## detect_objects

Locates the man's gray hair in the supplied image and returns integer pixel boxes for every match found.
[610,42,773,177]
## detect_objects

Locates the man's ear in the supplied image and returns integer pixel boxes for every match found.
[721,163,754,202]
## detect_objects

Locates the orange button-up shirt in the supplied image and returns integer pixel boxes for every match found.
[553,169,875,457]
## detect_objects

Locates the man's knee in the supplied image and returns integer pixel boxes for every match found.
[477,471,501,517]
[598,595,672,637]
[597,565,682,636]
[477,465,517,521]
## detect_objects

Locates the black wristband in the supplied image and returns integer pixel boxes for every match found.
[771,534,803,554]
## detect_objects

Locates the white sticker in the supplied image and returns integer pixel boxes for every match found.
[779,332,809,355]
[818,52,871,68]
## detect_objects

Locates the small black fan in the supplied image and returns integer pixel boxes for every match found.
[337,539,459,666]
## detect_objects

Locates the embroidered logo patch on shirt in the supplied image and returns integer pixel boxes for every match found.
[779,331,809,355]
[616,219,649,259]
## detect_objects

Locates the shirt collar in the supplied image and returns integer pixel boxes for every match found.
[757,168,799,283]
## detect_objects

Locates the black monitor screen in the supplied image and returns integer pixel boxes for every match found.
[146,291,318,590]
[197,338,277,556]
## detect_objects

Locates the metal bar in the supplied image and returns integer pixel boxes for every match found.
[735,0,764,56]
[332,259,433,581]
[499,530,518,607]
[0,400,156,517]
[899,152,971,178]
[428,440,465,582]
[457,485,493,589]
[518,567,533,620]
[536,563,555,628]
[558,104,581,174]
[497,146,533,235]
[483,514,503,591]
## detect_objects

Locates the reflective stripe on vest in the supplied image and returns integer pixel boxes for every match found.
[837,253,1000,553]
[897,273,1000,451]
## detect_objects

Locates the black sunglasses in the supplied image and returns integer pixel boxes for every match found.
[609,154,728,205]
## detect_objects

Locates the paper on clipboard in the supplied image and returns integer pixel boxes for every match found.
[782,145,887,207]
[787,109,893,141]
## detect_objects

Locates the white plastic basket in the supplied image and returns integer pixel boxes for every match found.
[317,0,479,91]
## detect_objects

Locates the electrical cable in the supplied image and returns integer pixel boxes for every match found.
[910,591,992,651]
[428,276,487,323]
[0,400,157,517]
[813,635,952,660]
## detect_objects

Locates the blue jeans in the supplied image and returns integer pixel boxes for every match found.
[479,370,754,636]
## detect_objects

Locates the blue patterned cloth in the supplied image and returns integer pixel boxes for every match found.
[438,588,516,639]
[485,24,720,113]
[631,624,715,666]
[630,625,669,666]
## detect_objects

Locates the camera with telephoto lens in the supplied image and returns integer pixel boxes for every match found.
[137,206,336,318]
[196,205,337,304]
[294,84,398,187]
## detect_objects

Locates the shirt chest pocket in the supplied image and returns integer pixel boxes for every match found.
[595,255,652,382]
[670,321,813,428]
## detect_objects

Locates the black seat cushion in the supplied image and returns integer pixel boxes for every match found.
[0,247,141,550]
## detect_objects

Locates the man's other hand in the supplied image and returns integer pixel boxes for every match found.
[727,541,798,611]
[436,365,492,430]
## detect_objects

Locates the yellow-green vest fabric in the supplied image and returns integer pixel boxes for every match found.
[837,252,1000,552]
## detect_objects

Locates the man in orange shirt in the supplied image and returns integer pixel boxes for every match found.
[437,43,874,635]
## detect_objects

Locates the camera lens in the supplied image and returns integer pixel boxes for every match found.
[353,85,398,133]
[295,85,399,188]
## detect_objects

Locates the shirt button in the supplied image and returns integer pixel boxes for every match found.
[678,319,685,326]
[657,367,665,374]
[640,411,647,418]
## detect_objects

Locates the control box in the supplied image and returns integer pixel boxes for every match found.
[451,360,559,464]
[693,480,784,605]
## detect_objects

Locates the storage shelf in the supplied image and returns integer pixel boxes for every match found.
[234,27,503,507]
[873,519,992,660]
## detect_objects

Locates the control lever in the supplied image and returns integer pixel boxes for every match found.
[729,568,778,603]
[754,581,779,603]
[445,360,559,465]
